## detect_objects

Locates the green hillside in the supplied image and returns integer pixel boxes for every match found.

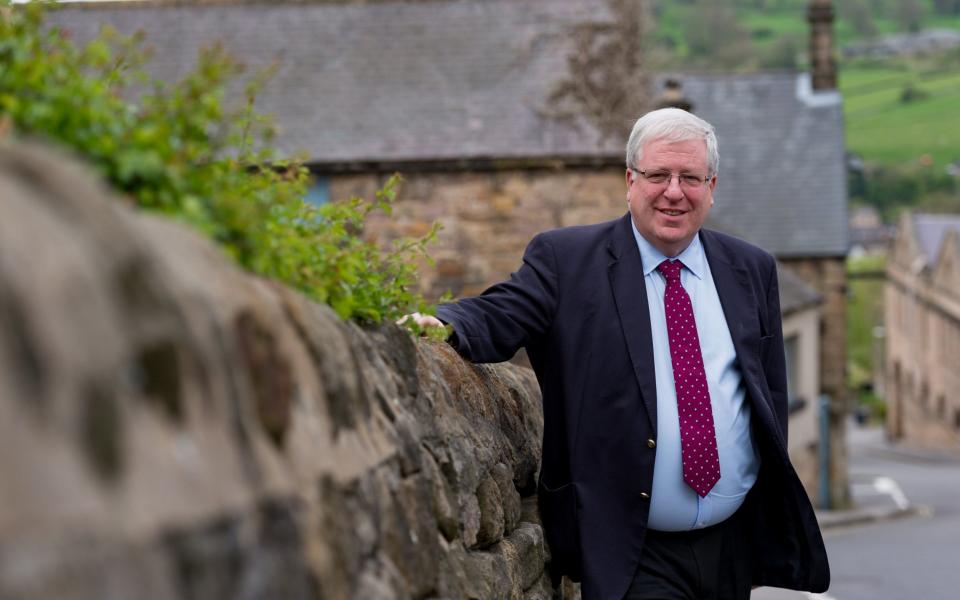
[842,65,960,168]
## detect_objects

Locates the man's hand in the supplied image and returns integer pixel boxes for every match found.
[397,312,445,330]
[397,313,452,341]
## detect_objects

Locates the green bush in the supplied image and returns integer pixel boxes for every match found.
[0,1,440,326]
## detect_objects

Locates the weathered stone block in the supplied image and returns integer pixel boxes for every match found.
[475,472,506,548]
[464,548,512,600]
[492,462,523,533]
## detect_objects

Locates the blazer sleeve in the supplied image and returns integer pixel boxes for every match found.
[436,232,559,363]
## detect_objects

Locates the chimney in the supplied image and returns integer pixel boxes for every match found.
[655,79,694,113]
[807,0,837,90]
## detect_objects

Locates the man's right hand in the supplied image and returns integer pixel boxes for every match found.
[397,312,445,329]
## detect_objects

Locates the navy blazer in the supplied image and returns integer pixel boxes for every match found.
[437,214,829,600]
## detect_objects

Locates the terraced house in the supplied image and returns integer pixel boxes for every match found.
[885,212,960,450]
[48,0,850,504]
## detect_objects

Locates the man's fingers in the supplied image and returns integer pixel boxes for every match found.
[420,315,444,328]
[397,312,444,329]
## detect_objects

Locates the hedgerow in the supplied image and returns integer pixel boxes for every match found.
[0,0,441,326]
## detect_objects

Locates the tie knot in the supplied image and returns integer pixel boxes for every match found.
[657,259,684,283]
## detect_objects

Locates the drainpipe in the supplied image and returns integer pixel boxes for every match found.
[818,393,832,509]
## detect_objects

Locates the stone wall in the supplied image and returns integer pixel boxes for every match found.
[0,141,563,600]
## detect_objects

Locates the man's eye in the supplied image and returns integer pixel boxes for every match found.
[646,172,669,183]
[681,175,704,185]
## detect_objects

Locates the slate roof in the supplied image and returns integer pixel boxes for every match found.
[911,213,960,264]
[777,264,822,316]
[48,0,620,162]
[45,0,848,258]
[680,73,848,258]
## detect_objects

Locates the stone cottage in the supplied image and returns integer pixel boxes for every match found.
[47,0,849,504]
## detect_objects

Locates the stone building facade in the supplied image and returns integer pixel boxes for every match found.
[332,165,627,299]
[885,212,960,451]
[778,270,825,495]
[779,255,848,498]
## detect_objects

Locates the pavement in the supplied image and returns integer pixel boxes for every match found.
[811,423,951,531]
[813,471,925,531]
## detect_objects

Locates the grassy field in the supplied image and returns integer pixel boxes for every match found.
[842,65,960,168]
[740,10,908,49]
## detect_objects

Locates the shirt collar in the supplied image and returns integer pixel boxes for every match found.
[630,219,706,280]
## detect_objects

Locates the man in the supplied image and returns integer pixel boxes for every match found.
[408,108,829,600]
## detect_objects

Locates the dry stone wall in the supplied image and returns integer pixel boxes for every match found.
[0,141,559,600]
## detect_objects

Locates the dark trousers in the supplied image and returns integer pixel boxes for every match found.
[624,508,753,600]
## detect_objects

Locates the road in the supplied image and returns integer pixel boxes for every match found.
[753,423,960,600]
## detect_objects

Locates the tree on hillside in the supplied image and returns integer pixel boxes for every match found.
[760,34,801,69]
[682,0,753,69]
[896,0,924,32]
[840,0,878,37]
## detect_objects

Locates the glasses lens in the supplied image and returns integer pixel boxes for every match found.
[680,174,705,188]
[644,171,670,184]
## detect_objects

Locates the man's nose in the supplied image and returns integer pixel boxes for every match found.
[663,176,685,198]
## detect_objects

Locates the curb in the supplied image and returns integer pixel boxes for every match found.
[865,444,960,465]
[815,503,930,530]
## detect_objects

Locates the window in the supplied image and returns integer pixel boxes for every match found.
[305,176,330,206]
[784,335,805,414]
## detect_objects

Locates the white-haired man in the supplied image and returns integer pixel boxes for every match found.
[409,108,829,600]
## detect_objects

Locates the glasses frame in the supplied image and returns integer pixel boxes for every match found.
[629,168,714,190]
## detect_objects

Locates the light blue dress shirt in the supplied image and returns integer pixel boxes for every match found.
[631,222,760,531]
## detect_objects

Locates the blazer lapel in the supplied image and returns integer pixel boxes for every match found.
[607,214,658,433]
[701,230,757,358]
[700,230,778,432]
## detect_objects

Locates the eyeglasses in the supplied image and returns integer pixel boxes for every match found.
[630,168,712,189]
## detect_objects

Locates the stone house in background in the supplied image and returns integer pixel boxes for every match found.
[885,212,960,451]
[777,269,824,493]
[47,0,848,503]
[849,205,896,258]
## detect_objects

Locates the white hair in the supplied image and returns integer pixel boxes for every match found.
[625,108,719,176]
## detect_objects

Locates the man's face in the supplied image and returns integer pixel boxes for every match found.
[626,137,717,257]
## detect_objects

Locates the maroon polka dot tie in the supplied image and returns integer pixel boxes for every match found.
[657,259,721,497]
